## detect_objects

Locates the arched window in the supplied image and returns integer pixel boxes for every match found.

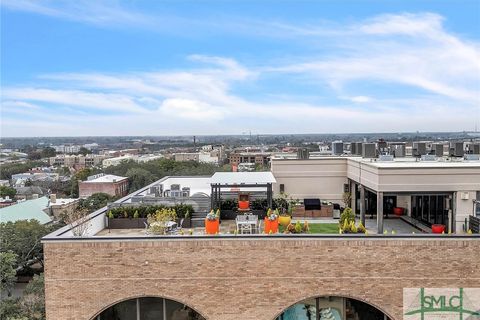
[96,297,205,320]
[276,296,391,320]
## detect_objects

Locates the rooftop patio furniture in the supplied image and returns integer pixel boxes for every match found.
[144,221,150,235]
[236,214,258,234]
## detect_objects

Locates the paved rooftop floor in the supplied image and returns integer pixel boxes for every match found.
[95,216,423,237]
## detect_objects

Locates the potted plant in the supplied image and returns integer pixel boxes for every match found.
[147,208,177,235]
[393,207,405,216]
[264,208,279,234]
[432,224,445,234]
[284,221,309,234]
[205,209,220,234]
[278,205,292,227]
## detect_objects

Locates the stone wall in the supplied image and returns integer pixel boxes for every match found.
[43,237,480,320]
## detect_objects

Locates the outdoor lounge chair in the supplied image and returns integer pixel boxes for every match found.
[144,221,150,235]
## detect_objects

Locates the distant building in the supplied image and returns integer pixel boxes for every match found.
[14,186,45,200]
[229,152,270,166]
[102,154,163,168]
[11,172,60,187]
[174,153,200,162]
[49,154,106,169]
[78,174,129,198]
[47,194,80,219]
[0,180,10,187]
[52,144,81,154]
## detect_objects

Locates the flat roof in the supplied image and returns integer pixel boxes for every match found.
[272,156,480,169]
[0,197,52,224]
[352,158,480,169]
[83,174,128,183]
[211,172,276,184]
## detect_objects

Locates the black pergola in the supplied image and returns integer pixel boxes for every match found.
[210,183,273,210]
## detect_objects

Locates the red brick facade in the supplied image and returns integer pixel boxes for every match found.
[43,238,480,320]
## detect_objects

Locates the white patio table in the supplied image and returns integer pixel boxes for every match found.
[236,215,258,234]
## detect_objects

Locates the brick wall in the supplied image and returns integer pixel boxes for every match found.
[78,180,128,198]
[43,238,480,320]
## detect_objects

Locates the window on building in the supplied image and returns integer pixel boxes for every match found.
[97,297,205,320]
[280,184,285,194]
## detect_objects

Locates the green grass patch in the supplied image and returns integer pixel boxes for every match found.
[307,223,339,234]
[279,223,339,234]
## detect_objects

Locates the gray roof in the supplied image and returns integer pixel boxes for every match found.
[15,186,45,195]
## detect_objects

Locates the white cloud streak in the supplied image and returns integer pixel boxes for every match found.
[1,13,479,136]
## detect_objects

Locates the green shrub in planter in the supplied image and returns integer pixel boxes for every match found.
[108,204,194,219]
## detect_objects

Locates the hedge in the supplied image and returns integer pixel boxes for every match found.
[107,204,194,219]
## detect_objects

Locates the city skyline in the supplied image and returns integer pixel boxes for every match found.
[1,0,480,137]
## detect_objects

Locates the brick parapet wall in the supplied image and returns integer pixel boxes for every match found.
[43,238,480,320]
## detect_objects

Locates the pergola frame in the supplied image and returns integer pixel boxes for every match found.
[210,183,273,211]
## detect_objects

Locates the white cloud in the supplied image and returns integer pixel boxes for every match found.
[1,13,479,136]
[2,88,148,113]
[1,0,154,27]
[272,13,480,105]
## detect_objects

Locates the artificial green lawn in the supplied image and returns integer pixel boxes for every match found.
[279,223,339,234]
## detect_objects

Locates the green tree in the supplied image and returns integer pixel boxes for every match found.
[125,167,157,192]
[74,168,94,181]
[0,186,17,198]
[40,147,56,158]
[0,161,46,180]
[0,298,25,320]
[20,274,45,320]
[0,220,58,268]
[78,147,91,156]
[78,193,113,212]
[0,251,18,296]
[27,151,42,160]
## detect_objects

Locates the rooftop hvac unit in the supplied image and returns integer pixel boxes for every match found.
[170,191,181,197]
[413,142,427,156]
[362,143,376,158]
[332,141,344,155]
[182,187,190,197]
[350,143,357,155]
[421,155,436,161]
[451,142,464,157]
[469,143,480,155]
[379,155,394,161]
[355,142,363,156]
[297,148,310,159]
[171,184,181,191]
[377,140,388,155]
[432,144,444,157]
[392,144,406,157]
[473,143,480,155]
[149,186,157,195]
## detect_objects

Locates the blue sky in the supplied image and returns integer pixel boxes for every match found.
[1,0,479,137]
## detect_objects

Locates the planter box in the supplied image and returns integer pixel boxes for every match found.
[108,218,147,229]
[292,206,305,218]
